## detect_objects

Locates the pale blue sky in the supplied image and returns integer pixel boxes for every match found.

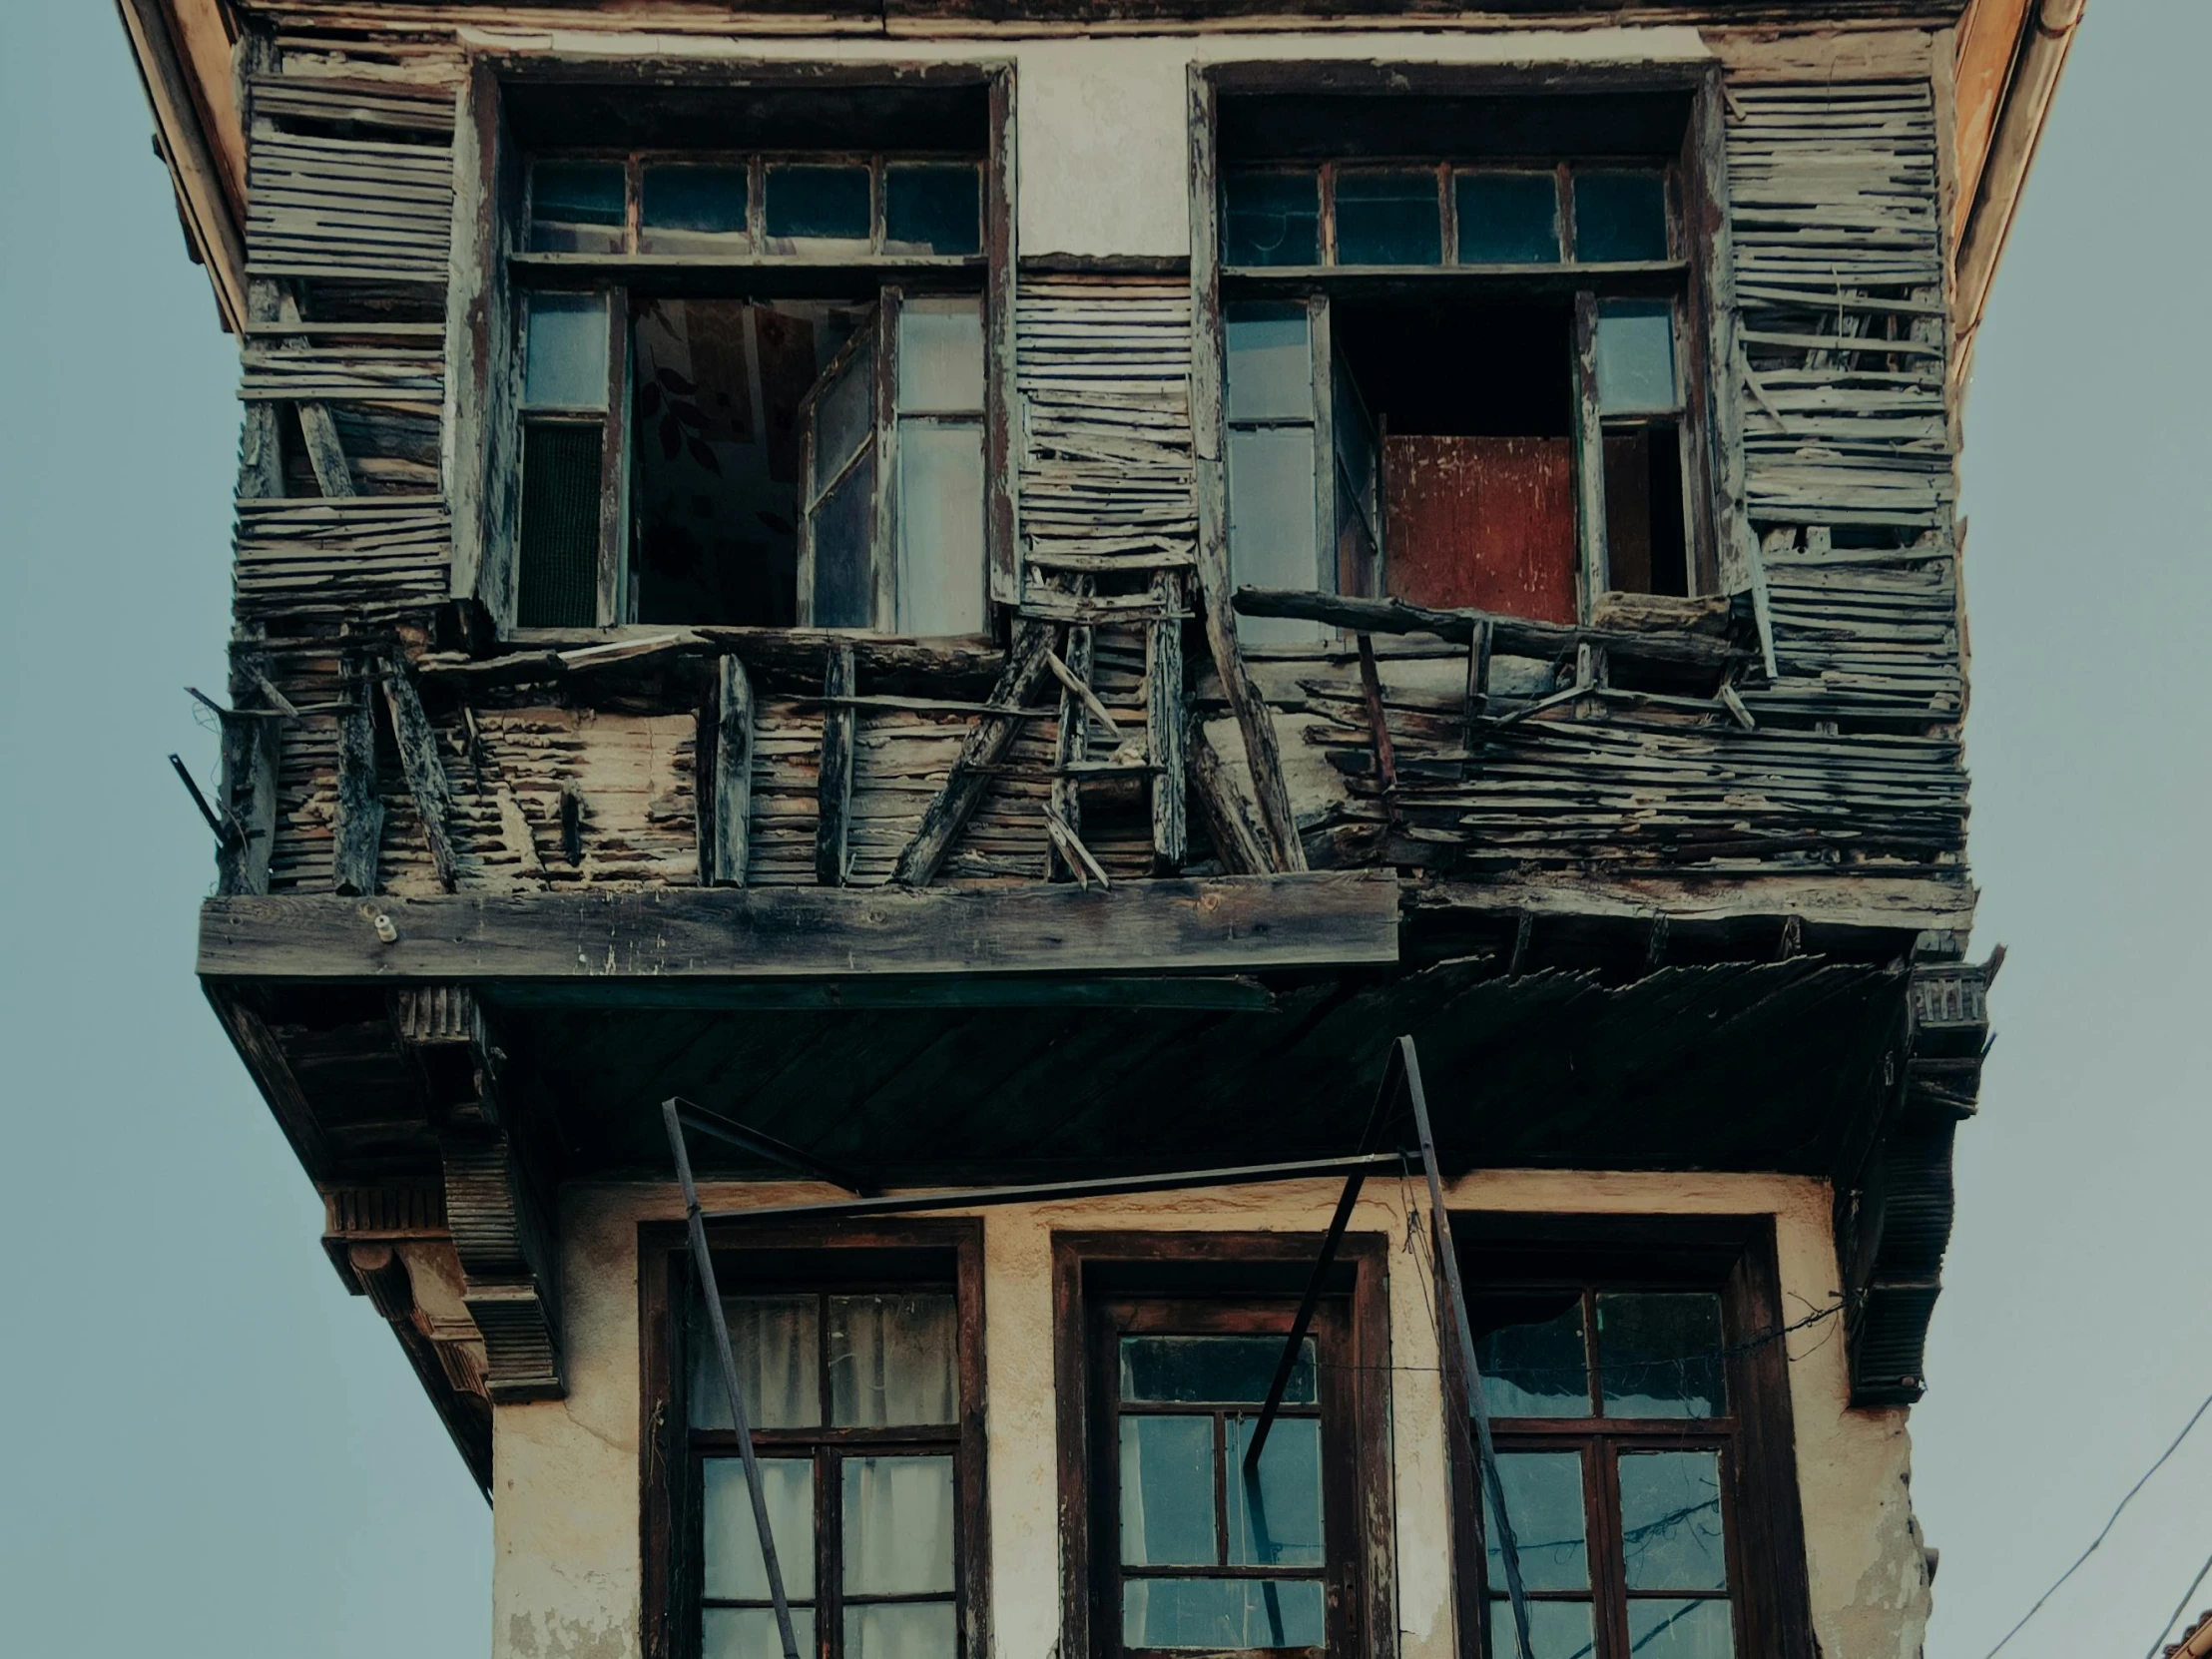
[1,5,2202,1656]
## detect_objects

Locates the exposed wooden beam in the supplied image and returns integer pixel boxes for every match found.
[1233,586,1742,673]
[816,644,856,886]
[198,871,1401,982]
[113,0,245,330]
[1148,603,1188,869]
[332,649,384,897]
[380,650,460,890]
[1403,870,1976,935]
[893,619,1057,886]
[704,655,755,886]
[203,981,333,1177]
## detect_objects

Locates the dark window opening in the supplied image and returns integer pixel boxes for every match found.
[517,422,606,627]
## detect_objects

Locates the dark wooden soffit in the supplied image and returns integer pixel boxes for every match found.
[197,872,1401,982]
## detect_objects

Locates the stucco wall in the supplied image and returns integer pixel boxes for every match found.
[492,1169,1930,1659]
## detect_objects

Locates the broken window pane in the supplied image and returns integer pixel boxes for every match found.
[1455,172,1560,265]
[1224,169,1321,267]
[516,422,603,628]
[1596,1293,1724,1417]
[1617,1450,1728,1591]
[703,1455,818,1600]
[897,298,984,414]
[692,1294,824,1429]
[812,449,877,628]
[1471,1293,1590,1418]
[766,164,872,245]
[1122,1579,1326,1650]
[843,1456,956,1595]
[1225,1416,1326,1566]
[1229,426,1319,636]
[1595,300,1678,414]
[1483,1450,1589,1593]
[523,292,609,409]
[1335,169,1441,266]
[641,164,750,254]
[1121,1335,1317,1404]
[530,160,625,254]
[817,334,877,487]
[844,1601,957,1659]
[1624,1600,1734,1659]
[1225,303,1312,422]
[1120,1415,1217,1565]
[829,1293,958,1426]
[884,162,981,256]
[1575,170,1669,263]
[1602,424,1689,598]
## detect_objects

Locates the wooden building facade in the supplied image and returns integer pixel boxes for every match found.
[122,2,2073,1656]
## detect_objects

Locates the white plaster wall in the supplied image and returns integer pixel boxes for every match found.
[493,1168,1929,1659]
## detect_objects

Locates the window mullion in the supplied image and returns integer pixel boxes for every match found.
[820,1444,842,1659]
[875,284,903,632]
[1310,293,1338,601]
[1589,1434,1628,1659]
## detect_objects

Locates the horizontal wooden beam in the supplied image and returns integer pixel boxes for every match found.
[1233,587,1743,672]
[1403,870,1976,934]
[198,872,1399,983]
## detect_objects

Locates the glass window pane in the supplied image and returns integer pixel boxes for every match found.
[1619,1450,1728,1591]
[1472,1294,1590,1418]
[895,421,986,638]
[1119,1414,1217,1566]
[811,447,876,628]
[767,164,872,244]
[1575,170,1669,263]
[1225,303,1313,422]
[1119,1336,1315,1405]
[1597,1293,1724,1418]
[1335,170,1441,267]
[1229,426,1322,641]
[530,161,625,254]
[1226,1416,1325,1567]
[884,163,981,256]
[524,292,610,410]
[816,337,877,492]
[843,1455,956,1595]
[898,298,985,413]
[1484,1450,1588,1593]
[704,1456,817,1600]
[829,1293,958,1426]
[1485,1599,1596,1659]
[1455,172,1561,265]
[705,1606,817,1659]
[1225,170,1321,268]
[1595,300,1679,415]
[1625,1599,1735,1659]
[691,1295,824,1430]
[844,1601,958,1659]
[641,164,750,254]
[1122,1578,1326,1650]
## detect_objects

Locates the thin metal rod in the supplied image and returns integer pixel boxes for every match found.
[1244,1045,1405,1472]
[696,1153,1403,1226]
[169,753,241,848]
[1400,1035,1533,1659]
[671,1096,877,1196]
[663,1099,803,1659]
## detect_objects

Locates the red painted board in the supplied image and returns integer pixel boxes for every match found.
[1382,434,1576,625]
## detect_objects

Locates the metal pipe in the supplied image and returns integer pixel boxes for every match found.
[670,1096,876,1196]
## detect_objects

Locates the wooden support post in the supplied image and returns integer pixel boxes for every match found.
[816,643,856,886]
[1050,622,1093,882]
[706,655,755,887]
[1571,290,1608,623]
[1148,605,1188,870]
[277,288,356,499]
[380,650,460,890]
[218,648,279,897]
[333,649,384,897]
[1461,618,1493,755]
[1355,633,1400,830]
[893,620,1057,887]
[1188,723,1268,876]
[238,281,285,500]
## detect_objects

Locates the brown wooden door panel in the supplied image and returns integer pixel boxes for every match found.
[1382,434,1575,624]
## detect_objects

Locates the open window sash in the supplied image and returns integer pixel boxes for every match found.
[796,303,883,630]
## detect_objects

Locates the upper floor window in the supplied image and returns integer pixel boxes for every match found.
[1211,90,1708,643]
[488,76,1003,638]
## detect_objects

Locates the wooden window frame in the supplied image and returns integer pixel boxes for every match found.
[639,1219,990,1659]
[450,58,1018,638]
[1192,63,1734,630]
[1441,1214,1815,1659]
[1051,1231,1396,1659]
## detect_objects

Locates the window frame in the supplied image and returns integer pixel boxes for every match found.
[1441,1214,1815,1659]
[1192,64,1733,635]
[1051,1231,1396,1659]
[451,58,1018,641]
[639,1219,990,1659]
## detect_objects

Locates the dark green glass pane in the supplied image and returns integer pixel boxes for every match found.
[1224,170,1320,268]
[884,163,981,255]
[1225,1417,1325,1566]
[1625,1599,1734,1659]
[1119,1335,1315,1404]
[531,161,625,253]
[1575,170,1669,263]
[810,448,874,627]
[767,165,871,242]
[517,422,601,627]
[1335,170,1440,266]
[1122,1578,1325,1649]
[1119,1414,1216,1566]
[1618,1450,1728,1591]
[1455,172,1561,265]
[641,165,749,249]
[1471,1293,1589,1418]
[1482,1450,1588,1593]
[1597,1292,1724,1417]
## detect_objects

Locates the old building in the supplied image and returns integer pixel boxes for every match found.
[120,2,2073,1656]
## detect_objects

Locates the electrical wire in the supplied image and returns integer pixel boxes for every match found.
[1981,1384,2212,1658]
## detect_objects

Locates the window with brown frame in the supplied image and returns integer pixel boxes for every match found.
[1444,1217,1814,1659]
[1053,1233,1394,1659]
[640,1224,988,1659]
[1210,86,1714,643]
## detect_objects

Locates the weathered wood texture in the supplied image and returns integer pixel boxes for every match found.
[198,871,1402,981]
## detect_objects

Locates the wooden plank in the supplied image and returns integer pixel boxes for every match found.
[1049,623,1093,882]
[197,870,1402,982]
[238,281,285,500]
[707,656,755,887]
[278,289,357,499]
[332,649,384,897]
[1148,606,1188,869]
[379,650,459,890]
[1189,722,1268,876]
[816,644,856,886]
[892,619,1057,886]
[1233,587,1741,672]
